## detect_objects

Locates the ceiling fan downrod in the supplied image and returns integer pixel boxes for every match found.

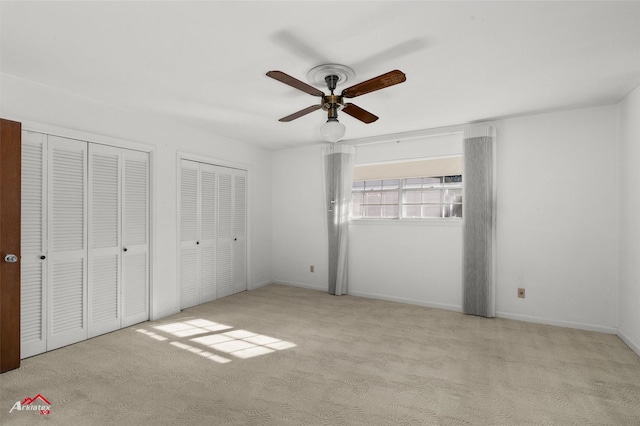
[325,74,339,94]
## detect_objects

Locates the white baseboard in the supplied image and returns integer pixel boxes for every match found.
[347,290,462,313]
[617,329,640,357]
[151,306,180,322]
[273,280,326,292]
[249,280,273,291]
[256,283,630,346]
[495,311,617,334]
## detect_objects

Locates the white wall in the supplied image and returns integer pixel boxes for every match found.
[348,222,462,310]
[272,106,621,334]
[349,134,463,310]
[272,145,328,291]
[3,70,625,339]
[495,105,619,333]
[618,85,640,355]
[272,133,464,310]
[0,73,273,320]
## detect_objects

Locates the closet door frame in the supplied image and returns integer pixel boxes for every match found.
[176,152,249,311]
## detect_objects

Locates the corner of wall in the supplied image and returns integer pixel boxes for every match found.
[616,84,640,357]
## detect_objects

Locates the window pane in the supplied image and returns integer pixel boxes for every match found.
[383,179,399,190]
[351,192,364,204]
[444,175,462,184]
[403,190,422,204]
[365,191,382,204]
[451,203,463,218]
[444,203,463,218]
[422,190,442,203]
[445,188,462,199]
[404,177,422,189]
[351,194,362,218]
[364,180,382,191]
[422,205,442,218]
[382,191,398,204]
[403,205,421,218]
[423,177,443,187]
[352,180,365,190]
[365,205,382,217]
[382,205,399,218]
[442,189,458,218]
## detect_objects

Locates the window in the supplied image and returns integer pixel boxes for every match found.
[351,175,462,219]
[351,179,400,219]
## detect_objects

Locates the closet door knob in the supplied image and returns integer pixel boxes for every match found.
[196,241,200,245]
[123,247,128,252]
[40,255,46,260]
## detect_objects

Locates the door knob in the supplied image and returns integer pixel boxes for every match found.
[4,254,18,263]
[123,247,128,252]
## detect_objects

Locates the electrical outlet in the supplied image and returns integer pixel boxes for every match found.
[310,265,314,273]
[518,288,525,298]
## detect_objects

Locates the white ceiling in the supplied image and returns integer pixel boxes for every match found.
[1,1,639,150]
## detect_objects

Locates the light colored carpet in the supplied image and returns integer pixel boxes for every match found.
[1,284,639,425]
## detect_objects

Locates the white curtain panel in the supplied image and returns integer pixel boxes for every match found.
[322,144,356,295]
[462,126,497,317]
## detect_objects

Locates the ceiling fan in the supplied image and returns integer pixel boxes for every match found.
[266,64,406,142]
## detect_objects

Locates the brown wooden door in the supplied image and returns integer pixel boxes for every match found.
[0,118,21,373]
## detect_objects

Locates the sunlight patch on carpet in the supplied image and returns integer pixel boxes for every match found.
[136,319,296,363]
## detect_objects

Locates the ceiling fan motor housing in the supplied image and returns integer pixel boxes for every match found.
[322,94,343,111]
[322,75,343,114]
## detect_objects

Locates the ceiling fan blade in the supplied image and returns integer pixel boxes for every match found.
[266,71,325,97]
[342,70,406,98]
[279,104,322,122]
[342,103,379,124]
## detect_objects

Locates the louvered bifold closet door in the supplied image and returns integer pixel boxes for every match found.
[199,164,218,303]
[20,131,47,358]
[217,167,234,299]
[47,136,88,351]
[121,150,149,327]
[180,160,199,309]
[88,144,121,337]
[232,170,247,294]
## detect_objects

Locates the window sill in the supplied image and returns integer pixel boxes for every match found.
[349,218,462,227]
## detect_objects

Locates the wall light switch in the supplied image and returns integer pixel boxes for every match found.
[518,288,525,298]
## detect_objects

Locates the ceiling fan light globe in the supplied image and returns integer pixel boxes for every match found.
[320,119,346,143]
